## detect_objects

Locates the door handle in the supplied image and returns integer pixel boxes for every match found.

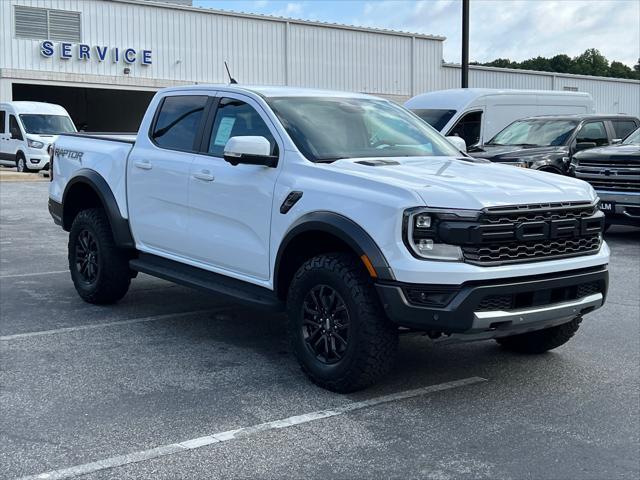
[193,170,215,182]
[133,160,152,170]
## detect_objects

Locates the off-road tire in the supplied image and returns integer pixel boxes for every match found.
[68,208,131,304]
[287,252,398,393]
[496,318,582,354]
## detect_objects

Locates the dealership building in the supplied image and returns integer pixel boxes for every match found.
[1,0,639,131]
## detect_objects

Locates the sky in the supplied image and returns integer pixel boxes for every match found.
[192,0,640,67]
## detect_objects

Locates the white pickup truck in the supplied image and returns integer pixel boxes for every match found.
[49,85,609,392]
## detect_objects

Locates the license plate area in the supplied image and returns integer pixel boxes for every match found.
[600,202,614,213]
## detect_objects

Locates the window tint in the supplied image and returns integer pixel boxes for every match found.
[151,96,208,151]
[611,120,637,140]
[576,121,608,146]
[0,111,5,134]
[207,98,276,157]
[9,115,23,141]
[411,109,457,131]
[448,111,482,146]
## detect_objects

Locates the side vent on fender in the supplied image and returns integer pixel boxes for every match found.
[280,191,303,214]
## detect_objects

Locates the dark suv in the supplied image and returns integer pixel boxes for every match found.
[572,127,640,229]
[468,114,639,175]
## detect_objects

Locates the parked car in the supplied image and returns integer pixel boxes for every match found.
[572,127,640,229]
[49,85,608,392]
[405,88,594,148]
[0,101,76,172]
[467,114,640,174]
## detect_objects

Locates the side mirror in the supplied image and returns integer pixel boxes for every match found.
[446,136,467,152]
[611,138,622,145]
[575,141,597,151]
[10,129,20,139]
[223,136,277,167]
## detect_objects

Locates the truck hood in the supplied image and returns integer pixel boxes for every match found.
[328,156,596,210]
[468,144,567,162]
[574,144,640,163]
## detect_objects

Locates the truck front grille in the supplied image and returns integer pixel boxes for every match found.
[461,202,603,266]
[574,158,640,192]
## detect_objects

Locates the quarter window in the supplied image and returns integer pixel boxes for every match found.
[576,121,608,146]
[448,111,482,147]
[207,98,276,157]
[151,96,208,152]
[9,115,23,141]
[611,120,637,140]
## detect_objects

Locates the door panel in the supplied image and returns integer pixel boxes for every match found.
[188,94,281,280]
[127,94,209,257]
[7,115,24,159]
[0,110,9,162]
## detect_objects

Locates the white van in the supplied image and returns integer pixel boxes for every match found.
[0,102,76,172]
[405,89,594,148]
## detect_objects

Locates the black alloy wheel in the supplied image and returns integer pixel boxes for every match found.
[75,229,100,285]
[301,284,350,364]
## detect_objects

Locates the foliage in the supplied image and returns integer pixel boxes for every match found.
[478,49,639,80]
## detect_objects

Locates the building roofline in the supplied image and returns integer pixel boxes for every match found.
[443,63,640,85]
[110,0,446,41]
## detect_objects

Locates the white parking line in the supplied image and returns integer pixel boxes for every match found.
[0,270,68,279]
[0,309,219,341]
[19,376,487,480]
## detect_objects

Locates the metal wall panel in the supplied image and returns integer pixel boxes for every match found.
[287,23,413,95]
[1,0,638,115]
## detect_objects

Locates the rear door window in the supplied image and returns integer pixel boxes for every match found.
[611,120,638,140]
[150,95,208,151]
[576,121,608,146]
[447,110,482,146]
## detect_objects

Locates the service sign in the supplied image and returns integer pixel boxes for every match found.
[40,41,152,65]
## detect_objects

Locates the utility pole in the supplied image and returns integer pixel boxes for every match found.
[462,0,470,88]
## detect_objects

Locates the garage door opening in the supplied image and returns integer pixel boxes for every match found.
[12,84,155,132]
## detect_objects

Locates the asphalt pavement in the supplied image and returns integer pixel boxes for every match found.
[1,181,638,479]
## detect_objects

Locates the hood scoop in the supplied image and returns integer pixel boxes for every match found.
[355,159,401,167]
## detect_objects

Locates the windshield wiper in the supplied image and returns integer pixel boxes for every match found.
[314,157,347,163]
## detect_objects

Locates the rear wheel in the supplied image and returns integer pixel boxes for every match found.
[69,208,131,304]
[287,252,398,392]
[496,318,582,354]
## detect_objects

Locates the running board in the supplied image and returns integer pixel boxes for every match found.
[130,253,284,311]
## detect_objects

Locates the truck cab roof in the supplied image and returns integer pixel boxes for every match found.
[158,84,379,100]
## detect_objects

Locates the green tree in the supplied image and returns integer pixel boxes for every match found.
[609,61,634,79]
[572,48,609,76]
[549,54,573,73]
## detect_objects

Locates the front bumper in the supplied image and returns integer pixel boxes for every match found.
[376,265,608,336]
[598,191,640,226]
[26,151,50,170]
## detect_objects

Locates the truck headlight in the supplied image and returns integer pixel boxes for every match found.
[403,208,477,261]
[27,139,45,149]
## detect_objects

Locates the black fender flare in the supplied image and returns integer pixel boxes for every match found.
[274,211,395,291]
[62,169,135,248]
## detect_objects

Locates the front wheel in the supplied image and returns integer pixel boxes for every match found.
[16,153,31,173]
[496,318,582,354]
[287,253,398,393]
[68,208,131,304]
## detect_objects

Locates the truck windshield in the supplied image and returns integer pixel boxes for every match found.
[487,119,578,147]
[410,109,457,131]
[267,97,460,162]
[622,127,640,145]
[19,114,76,135]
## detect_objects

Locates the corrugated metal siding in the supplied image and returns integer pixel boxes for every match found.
[441,65,639,116]
[288,23,412,95]
[1,0,638,115]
